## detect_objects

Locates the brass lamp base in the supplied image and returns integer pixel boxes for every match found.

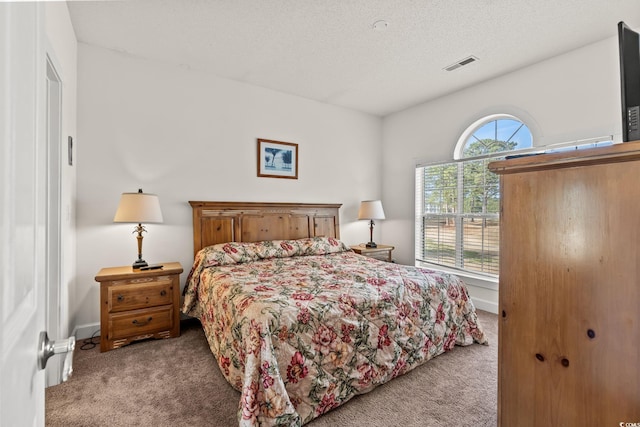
[365,220,378,248]
[132,223,149,269]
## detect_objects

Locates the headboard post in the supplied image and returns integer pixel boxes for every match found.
[189,201,341,256]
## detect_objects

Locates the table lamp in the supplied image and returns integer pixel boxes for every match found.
[358,200,385,248]
[113,189,163,269]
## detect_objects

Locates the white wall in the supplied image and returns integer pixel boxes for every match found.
[381,35,623,313]
[44,3,77,339]
[74,44,382,334]
[73,30,628,327]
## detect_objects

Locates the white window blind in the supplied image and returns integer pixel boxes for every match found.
[416,158,500,276]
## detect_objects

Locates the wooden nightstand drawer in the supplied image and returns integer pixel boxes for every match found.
[96,262,183,352]
[365,252,391,262]
[350,244,394,262]
[109,306,174,339]
[108,278,174,313]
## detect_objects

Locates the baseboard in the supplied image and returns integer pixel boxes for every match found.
[72,323,101,341]
[471,296,498,314]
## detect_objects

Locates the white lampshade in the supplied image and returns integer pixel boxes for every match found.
[113,190,163,224]
[358,200,386,220]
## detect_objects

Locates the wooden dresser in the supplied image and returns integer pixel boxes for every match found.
[489,141,640,426]
[95,262,183,352]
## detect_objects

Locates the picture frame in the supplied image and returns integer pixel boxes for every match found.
[257,138,298,179]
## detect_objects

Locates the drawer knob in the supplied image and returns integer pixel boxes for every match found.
[117,295,124,302]
[160,290,167,297]
[132,316,152,327]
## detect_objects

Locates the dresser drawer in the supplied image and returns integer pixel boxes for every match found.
[109,305,174,339]
[108,277,173,312]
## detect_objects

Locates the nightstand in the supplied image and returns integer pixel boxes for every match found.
[95,262,183,352]
[350,244,395,262]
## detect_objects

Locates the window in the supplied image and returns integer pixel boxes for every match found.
[415,115,532,276]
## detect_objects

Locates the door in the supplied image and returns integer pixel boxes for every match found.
[0,3,47,425]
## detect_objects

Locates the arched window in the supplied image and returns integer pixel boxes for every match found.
[415,115,532,276]
[455,114,532,159]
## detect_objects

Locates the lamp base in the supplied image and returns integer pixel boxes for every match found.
[132,258,148,269]
[365,242,378,248]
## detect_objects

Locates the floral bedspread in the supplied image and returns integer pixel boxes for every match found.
[182,237,487,426]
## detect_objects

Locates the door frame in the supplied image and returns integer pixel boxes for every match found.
[45,49,64,387]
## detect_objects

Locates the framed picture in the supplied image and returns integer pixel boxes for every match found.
[257,138,298,179]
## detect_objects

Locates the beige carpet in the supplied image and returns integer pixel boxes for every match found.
[46,310,497,427]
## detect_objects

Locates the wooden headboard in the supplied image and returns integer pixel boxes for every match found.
[189,201,342,256]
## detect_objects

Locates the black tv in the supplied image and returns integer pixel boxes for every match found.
[618,21,640,142]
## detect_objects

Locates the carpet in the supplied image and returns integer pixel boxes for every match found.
[46,310,497,427]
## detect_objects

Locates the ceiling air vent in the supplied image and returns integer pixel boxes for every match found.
[444,55,479,72]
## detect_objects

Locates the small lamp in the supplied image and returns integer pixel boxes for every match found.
[113,189,163,269]
[358,200,385,248]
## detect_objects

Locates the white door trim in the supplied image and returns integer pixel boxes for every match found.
[45,50,64,387]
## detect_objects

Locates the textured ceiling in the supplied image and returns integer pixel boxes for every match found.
[67,0,640,116]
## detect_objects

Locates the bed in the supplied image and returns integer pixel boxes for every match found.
[182,201,488,426]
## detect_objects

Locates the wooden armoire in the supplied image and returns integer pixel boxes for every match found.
[488,141,640,426]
